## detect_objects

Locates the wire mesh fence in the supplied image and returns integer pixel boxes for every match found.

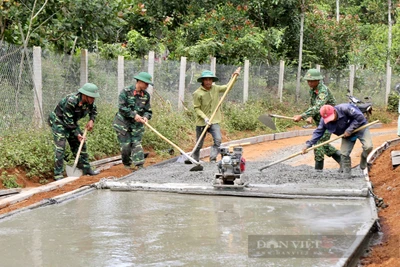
[0,43,35,132]
[0,42,397,136]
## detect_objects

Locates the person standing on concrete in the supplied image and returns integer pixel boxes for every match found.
[48,83,100,180]
[113,72,153,171]
[302,104,373,178]
[189,68,240,163]
[293,69,341,171]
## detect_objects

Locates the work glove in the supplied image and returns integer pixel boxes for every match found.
[204,118,211,125]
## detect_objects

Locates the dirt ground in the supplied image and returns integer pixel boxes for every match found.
[1,123,399,265]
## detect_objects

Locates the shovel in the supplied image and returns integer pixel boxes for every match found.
[258,113,296,130]
[66,128,87,177]
[181,68,241,163]
[259,120,379,171]
[144,122,204,171]
[258,114,277,130]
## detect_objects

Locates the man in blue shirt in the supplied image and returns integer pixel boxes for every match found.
[302,104,373,178]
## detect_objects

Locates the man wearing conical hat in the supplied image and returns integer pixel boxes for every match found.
[48,83,100,180]
[293,69,342,172]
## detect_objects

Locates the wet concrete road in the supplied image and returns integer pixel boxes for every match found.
[0,190,375,267]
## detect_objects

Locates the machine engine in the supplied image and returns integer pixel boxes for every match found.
[214,146,245,186]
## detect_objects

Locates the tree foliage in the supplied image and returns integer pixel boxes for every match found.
[303,7,360,69]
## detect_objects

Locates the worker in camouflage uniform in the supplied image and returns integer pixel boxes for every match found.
[293,69,341,171]
[189,68,240,163]
[113,72,153,171]
[48,83,100,180]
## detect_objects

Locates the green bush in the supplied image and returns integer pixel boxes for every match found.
[387,92,399,113]
[1,172,21,188]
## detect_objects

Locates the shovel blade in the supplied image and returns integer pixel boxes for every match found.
[258,114,277,130]
[66,165,83,177]
[190,164,204,172]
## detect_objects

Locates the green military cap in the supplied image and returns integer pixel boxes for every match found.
[303,69,323,81]
[78,83,100,98]
[134,72,153,86]
[197,70,219,83]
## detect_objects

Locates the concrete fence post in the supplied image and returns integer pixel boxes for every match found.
[210,57,216,75]
[147,51,155,95]
[80,49,88,87]
[278,60,285,102]
[243,60,249,103]
[117,56,124,94]
[33,46,43,128]
[178,57,187,111]
[349,65,355,95]
[386,65,391,106]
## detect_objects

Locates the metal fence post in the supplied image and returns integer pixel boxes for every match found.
[178,57,187,111]
[33,46,43,128]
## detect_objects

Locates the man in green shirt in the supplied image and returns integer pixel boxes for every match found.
[191,68,240,163]
[293,69,341,171]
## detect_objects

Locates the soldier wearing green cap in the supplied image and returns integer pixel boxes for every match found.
[293,69,342,171]
[48,83,100,180]
[113,72,153,171]
[189,68,240,163]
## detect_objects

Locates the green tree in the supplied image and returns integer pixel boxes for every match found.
[350,23,400,72]
[303,6,360,69]
[167,3,284,65]
[1,0,124,53]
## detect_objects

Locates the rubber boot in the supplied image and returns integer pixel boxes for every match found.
[341,156,352,178]
[83,168,100,176]
[360,153,368,170]
[315,161,324,172]
[331,151,342,173]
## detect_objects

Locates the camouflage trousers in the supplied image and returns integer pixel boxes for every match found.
[314,130,338,162]
[48,121,90,177]
[113,116,145,167]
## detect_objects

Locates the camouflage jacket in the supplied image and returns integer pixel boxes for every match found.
[115,85,152,126]
[48,93,97,136]
[301,83,336,125]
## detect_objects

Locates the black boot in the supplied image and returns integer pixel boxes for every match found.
[331,151,342,172]
[315,161,324,172]
[83,168,100,176]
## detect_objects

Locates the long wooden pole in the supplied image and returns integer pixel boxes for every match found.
[259,120,380,171]
[269,114,294,120]
[144,122,200,166]
[190,68,241,155]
